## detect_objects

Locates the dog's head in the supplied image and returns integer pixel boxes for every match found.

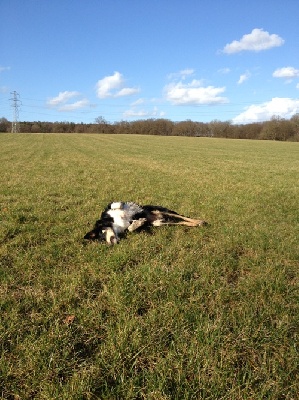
[84,218,118,245]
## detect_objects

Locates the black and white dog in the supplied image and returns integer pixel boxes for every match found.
[84,201,207,244]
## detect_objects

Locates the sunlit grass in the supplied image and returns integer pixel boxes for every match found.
[0,133,298,399]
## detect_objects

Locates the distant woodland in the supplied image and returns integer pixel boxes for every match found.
[1,114,299,141]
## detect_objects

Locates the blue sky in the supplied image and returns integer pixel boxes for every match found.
[1,0,299,124]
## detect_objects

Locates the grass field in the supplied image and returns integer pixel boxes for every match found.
[0,133,298,399]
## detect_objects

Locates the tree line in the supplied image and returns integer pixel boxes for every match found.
[1,115,299,141]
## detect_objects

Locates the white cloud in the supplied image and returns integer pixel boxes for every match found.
[59,99,90,111]
[123,109,149,118]
[168,69,195,80]
[218,68,231,74]
[273,67,299,79]
[96,71,123,97]
[96,71,139,98]
[47,91,80,106]
[131,98,145,106]
[238,71,251,84]
[297,83,299,89]
[115,87,140,97]
[233,97,299,124]
[164,79,228,105]
[123,106,165,119]
[223,28,284,54]
[0,66,11,73]
[47,91,90,111]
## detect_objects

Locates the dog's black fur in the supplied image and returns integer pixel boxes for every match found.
[84,201,207,244]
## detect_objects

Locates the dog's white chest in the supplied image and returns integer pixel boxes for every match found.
[107,209,130,233]
[107,202,143,235]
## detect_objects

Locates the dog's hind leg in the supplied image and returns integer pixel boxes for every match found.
[171,214,207,227]
[156,211,207,227]
[158,220,206,227]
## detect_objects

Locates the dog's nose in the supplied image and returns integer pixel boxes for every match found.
[110,236,118,245]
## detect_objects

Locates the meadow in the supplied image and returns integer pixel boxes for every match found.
[0,133,298,399]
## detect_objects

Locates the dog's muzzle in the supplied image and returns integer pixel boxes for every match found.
[104,227,118,245]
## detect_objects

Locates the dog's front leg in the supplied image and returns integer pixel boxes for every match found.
[127,218,147,232]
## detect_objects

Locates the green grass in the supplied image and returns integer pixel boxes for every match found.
[0,133,298,399]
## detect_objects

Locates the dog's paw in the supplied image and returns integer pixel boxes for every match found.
[152,219,163,227]
[128,218,147,232]
[198,220,208,226]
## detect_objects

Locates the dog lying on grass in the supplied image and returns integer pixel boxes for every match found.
[84,201,207,245]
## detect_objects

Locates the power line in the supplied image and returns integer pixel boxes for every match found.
[10,91,21,132]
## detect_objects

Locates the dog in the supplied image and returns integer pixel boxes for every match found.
[84,201,207,245]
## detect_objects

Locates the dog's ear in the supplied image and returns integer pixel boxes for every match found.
[84,219,104,240]
[84,229,98,240]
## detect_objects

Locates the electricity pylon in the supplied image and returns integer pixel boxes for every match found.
[10,91,21,133]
